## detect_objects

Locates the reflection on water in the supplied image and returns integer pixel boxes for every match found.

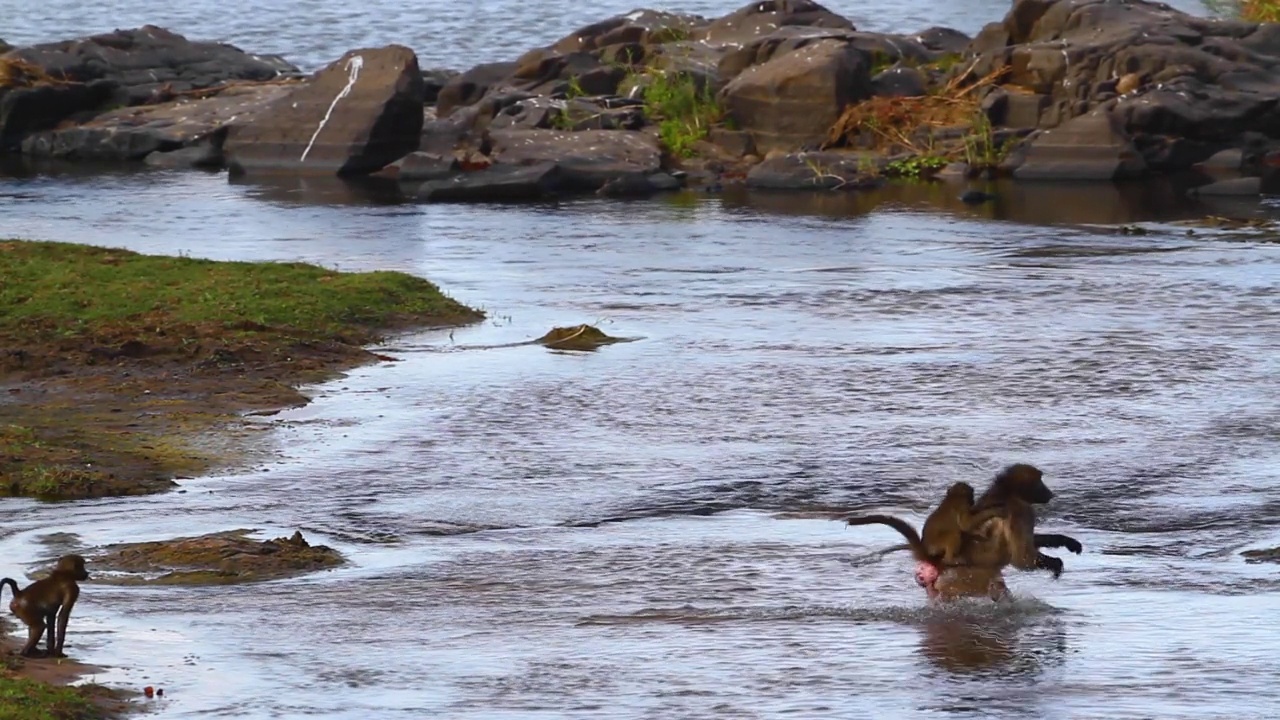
[1,162,1280,719]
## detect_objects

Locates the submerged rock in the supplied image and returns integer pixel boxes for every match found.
[93,530,343,585]
[745,151,880,190]
[537,324,624,351]
[223,45,424,176]
[1243,547,1280,564]
[414,161,563,202]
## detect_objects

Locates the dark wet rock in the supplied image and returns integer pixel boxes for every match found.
[1243,546,1280,564]
[513,97,643,132]
[419,105,489,156]
[697,0,855,48]
[373,151,460,181]
[597,171,683,197]
[647,41,727,91]
[960,189,996,204]
[92,530,343,585]
[0,39,11,54]
[538,324,625,351]
[435,61,519,118]
[1188,176,1262,196]
[716,26,934,89]
[143,139,224,168]
[708,127,757,157]
[551,10,710,54]
[489,128,663,191]
[914,27,972,55]
[511,50,626,97]
[489,95,561,130]
[0,80,119,152]
[421,68,459,104]
[745,150,880,190]
[19,81,296,162]
[223,45,424,177]
[872,66,928,98]
[4,26,298,107]
[992,90,1050,130]
[720,39,872,155]
[1013,111,1147,181]
[972,0,1280,176]
[1196,147,1245,174]
[415,161,563,201]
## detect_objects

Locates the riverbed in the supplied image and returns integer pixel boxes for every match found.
[4,0,1280,717]
[3,163,1280,718]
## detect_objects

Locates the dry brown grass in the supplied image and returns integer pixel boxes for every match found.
[824,63,1008,154]
[1241,0,1280,21]
[0,58,66,89]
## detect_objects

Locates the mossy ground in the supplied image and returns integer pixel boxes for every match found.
[0,673,99,720]
[0,648,127,720]
[0,239,484,499]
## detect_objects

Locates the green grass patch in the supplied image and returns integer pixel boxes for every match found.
[0,673,102,720]
[640,70,723,158]
[0,240,482,346]
[883,155,949,178]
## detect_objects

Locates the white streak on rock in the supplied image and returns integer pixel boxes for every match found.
[300,54,364,163]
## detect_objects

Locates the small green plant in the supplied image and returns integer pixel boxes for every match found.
[647,26,691,44]
[923,53,964,74]
[883,155,948,178]
[962,111,1015,170]
[565,75,586,100]
[869,51,897,75]
[641,70,723,158]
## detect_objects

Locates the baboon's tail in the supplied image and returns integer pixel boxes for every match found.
[844,515,931,562]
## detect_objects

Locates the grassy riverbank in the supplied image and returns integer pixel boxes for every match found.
[0,239,484,499]
[0,636,128,720]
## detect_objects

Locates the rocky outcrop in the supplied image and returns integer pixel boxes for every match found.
[489,128,664,190]
[223,45,424,176]
[746,150,881,190]
[971,0,1280,182]
[3,0,1279,199]
[20,82,298,162]
[721,39,872,154]
[3,25,298,105]
[92,530,343,585]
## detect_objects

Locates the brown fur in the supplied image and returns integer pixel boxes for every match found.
[932,463,1083,600]
[922,482,1007,565]
[1,555,90,658]
[844,482,1006,568]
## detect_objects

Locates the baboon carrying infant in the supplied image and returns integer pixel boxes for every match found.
[844,463,1083,601]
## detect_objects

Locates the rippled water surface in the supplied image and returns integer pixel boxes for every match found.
[4,0,1215,70]
[2,164,1280,718]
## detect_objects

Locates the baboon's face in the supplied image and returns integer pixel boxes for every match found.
[1007,464,1053,504]
[58,555,89,581]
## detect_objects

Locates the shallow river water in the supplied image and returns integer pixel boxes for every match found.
[2,165,1280,719]
[3,0,1280,718]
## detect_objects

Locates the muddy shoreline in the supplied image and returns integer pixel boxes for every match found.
[0,239,483,716]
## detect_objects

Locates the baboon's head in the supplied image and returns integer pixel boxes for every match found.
[945,481,976,504]
[996,463,1053,504]
[56,555,89,581]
